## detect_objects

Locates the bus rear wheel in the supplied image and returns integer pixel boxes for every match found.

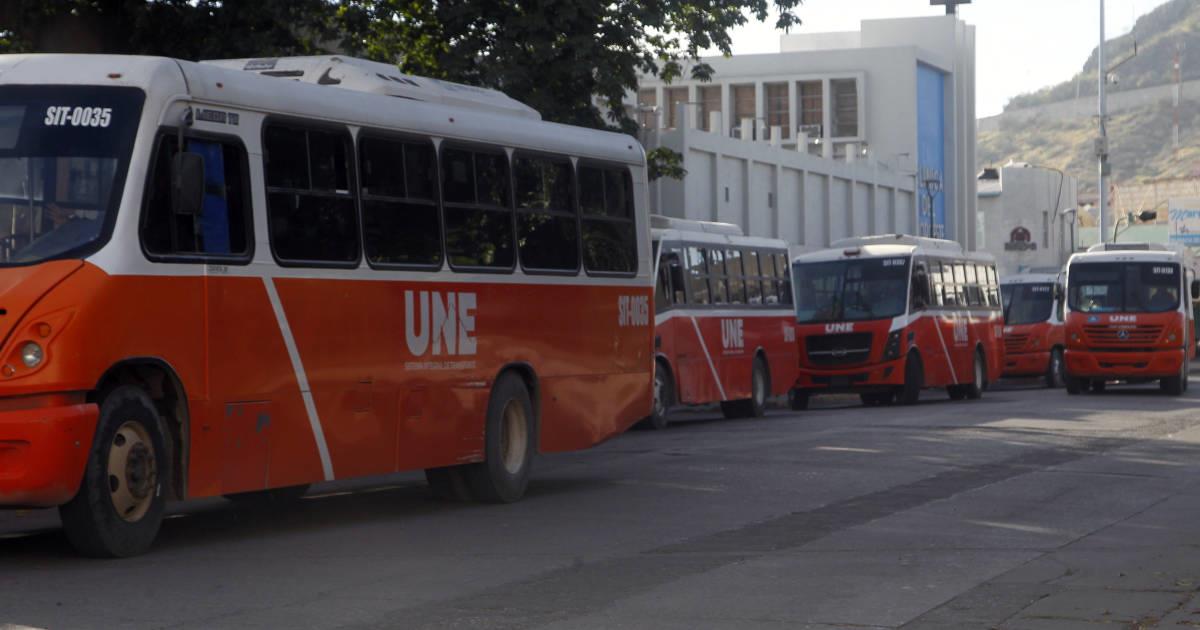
[722,357,770,419]
[899,353,923,405]
[645,359,673,430]
[964,350,985,400]
[59,386,169,558]
[464,372,536,503]
[1045,348,1065,389]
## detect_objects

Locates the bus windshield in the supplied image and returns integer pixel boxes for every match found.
[1002,283,1055,325]
[0,86,144,266]
[793,257,910,323]
[1068,262,1180,314]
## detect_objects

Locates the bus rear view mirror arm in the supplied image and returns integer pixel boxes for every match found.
[171,152,205,216]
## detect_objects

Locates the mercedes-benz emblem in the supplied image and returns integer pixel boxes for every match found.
[1117,329,1129,340]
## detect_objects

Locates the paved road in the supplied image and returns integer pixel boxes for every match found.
[3,378,1200,630]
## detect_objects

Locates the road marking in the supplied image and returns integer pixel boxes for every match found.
[263,277,335,481]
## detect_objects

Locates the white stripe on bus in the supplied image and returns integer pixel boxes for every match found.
[263,276,335,481]
[689,316,728,401]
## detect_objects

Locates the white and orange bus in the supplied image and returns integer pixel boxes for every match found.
[1000,272,1066,387]
[1063,243,1199,395]
[0,54,654,556]
[647,217,797,427]
[789,235,1004,407]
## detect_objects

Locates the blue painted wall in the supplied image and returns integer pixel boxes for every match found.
[916,63,946,239]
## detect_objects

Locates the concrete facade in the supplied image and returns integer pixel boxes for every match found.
[636,15,977,251]
[977,163,1079,275]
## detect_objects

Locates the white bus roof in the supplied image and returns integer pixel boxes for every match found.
[1069,245,1183,265]
[794,234,994,264]
[0,54,643,167]
[649,215,742,236]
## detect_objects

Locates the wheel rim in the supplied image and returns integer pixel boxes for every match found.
[653,367,667,418]
[499,400,528,475]
[107,421,156,523]
[753,367,766,405]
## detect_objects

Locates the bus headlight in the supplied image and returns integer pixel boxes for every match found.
[20,342,43,368]
[883,331,903,361]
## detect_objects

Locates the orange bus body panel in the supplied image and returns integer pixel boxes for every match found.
[1002,321,1065,378]
[0,262,652,505]
[1065,311,1186,380]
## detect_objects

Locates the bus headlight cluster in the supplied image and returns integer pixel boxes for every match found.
[20,342,43,368]
[882,331,903,361]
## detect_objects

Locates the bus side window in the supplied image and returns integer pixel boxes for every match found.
[743,249,763,304]
[964,264,981,306]
[442,146,515,270]
[686,246,710,305]
[358,134,441,268]
[142,134,251,259]
[708,248,729,304]
[579,165,637,274]
[514,153,578,273]
[726,249,746,305]
[656,246,685,311]
[931,261,947,307]
[264,123,359,265]
[775,252,792,304]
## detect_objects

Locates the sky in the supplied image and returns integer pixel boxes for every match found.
[722,0,1175,118]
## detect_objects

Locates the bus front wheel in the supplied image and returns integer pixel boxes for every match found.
[1065,372,1084,395]
[465,372,536,503]
[1161,357,1188,396]
[899,353,923,405]
[59,386,169,558]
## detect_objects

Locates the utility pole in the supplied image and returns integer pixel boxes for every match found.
[1097,0,1109,243]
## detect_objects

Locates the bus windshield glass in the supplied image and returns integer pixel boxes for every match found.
[1002,283,1055,325]
[1068,262,1180,314]
[793,257,910,323]
[0,86,144,266]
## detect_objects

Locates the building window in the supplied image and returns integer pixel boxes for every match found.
[831,78,859,138]
[698,85,722,132]
[798,80,823,136]
[765,82,789,140]
[664,87,688,129]
[637,88,657,128]
[732,84,756,137]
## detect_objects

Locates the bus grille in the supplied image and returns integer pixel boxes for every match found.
[1083,324,1163,346]
[1004,334,1030,353]
[806,333,873,367]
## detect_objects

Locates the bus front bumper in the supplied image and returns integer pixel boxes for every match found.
[0,402,98,508]
[794,357,906,393]
[1003,350,1051,378]
[1065,348,1185,380]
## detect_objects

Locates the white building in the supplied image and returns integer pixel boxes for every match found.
[636,14,977,250]
[977,163,1079,275]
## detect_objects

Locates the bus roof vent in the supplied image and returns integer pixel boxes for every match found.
[199,55,541,120]
[649,214,744,236]
[1085,242,1166,252]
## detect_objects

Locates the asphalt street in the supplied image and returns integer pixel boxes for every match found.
[3,376,1200,630]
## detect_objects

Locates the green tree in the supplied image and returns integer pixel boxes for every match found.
[336,1,803,176]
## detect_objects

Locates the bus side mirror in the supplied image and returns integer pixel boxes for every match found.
[1054,283,1064,300]
[913,272,929,309]
[1192,279,1199,301]
[668,262,686,294]
[171,152,205,216]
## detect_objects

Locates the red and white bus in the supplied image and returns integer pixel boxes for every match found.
[1063,243,1199,395]
[0,54,654,556]
[789,235,1004,407]
[1000,272,1066,387]
[648,216,797,428]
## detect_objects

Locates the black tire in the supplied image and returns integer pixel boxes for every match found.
[1045,348,1065,389]
[964,350,985,400]
[746,356,770,418]
[425,466,473,501]
[59,386,170,558]
[946,386,966,401]
[464,372,536,503]
[899,352,923,405]
[225,484,310,508]
[645,359,673,430]
[1065,372,1084,395]
[861,392,895,406]
[720,400,745,419]
[1091,379,1107,393]
[788,389,809,411]
[1161,357,1187,396]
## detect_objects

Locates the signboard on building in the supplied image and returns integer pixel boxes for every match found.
[1168,198,1200,246]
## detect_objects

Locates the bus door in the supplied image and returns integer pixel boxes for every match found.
[654,242,685,371]
[676,245,717,404]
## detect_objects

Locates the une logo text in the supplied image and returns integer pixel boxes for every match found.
[405,291,477,357]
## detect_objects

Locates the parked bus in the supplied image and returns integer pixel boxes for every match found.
[0,54,654,556]
[790,235,1004,408]
[1000,272,1066,387]
[1063,243,1199,395]
[648,216,797,428]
